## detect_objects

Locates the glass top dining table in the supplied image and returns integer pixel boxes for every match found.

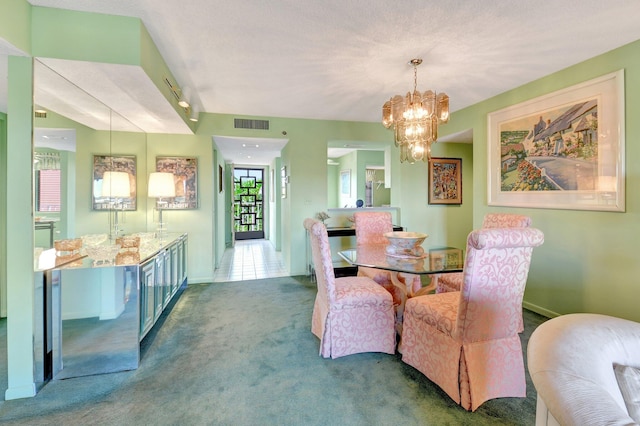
[339,244,465,350]
[338,245,464,276]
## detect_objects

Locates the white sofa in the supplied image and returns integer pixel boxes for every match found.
[528,313,640,426]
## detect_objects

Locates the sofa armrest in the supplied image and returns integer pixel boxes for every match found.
[528,313,640,426]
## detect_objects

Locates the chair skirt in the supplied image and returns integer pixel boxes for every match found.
[401,293,526,411]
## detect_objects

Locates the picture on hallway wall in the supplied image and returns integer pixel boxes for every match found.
[487,70,625,212]
[219,165,224,194]
[340,169,351,196]
[92,154,137,211]
[156,156,198,209]
[428,158,462,205]
[281,166,287,199]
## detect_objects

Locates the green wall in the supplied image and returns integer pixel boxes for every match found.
[0,0,30,53]
[6,56,36,399]
[393,142,473,244]
[4,0,640,400]
[438,38,640,321]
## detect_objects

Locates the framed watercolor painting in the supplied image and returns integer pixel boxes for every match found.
[155,156,198,209]
[487,70,625,212]
[428,158,462,205]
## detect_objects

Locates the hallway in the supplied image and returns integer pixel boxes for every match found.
[212,239,288,282]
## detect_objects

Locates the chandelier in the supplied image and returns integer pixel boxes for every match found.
[382,59,450,163]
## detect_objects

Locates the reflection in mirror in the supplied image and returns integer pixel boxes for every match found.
[327,144,390,209]
[32,59,149,389]
[365,167,390,207]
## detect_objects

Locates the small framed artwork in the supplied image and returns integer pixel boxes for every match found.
[92,154,137,211]
[156,156,198,209]
[340,169,351,196]
[218,165,224,193]
[428,158,462,205]
[281,166,287,199]
[270,168,275,202]
[487,70,625,212]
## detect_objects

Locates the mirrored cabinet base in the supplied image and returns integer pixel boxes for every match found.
[34,233,188,382]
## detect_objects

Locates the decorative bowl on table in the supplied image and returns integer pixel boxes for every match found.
[80,233,108,247]
[84,244,121,266]
[384,231,428,258]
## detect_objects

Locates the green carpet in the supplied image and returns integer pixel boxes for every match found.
[0,276,546,425]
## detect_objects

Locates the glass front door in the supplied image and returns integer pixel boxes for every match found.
[233,168,264,240]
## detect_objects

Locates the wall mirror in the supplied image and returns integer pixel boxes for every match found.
[33,59,148,249]
[327,141,391,209]
[31,59,150,391]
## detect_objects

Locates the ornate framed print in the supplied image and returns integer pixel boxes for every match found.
[428,158,462,205]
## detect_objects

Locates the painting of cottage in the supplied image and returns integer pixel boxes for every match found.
[499,98,598,192]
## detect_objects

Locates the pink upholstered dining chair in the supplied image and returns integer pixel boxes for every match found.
[353,212,422,304]
[304,218,396,359]
[434,213,532,333]
[436,213,532,294]
[401,227,544,411]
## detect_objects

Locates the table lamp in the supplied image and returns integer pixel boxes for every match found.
[148,172,176,236]
[101,171,131,238]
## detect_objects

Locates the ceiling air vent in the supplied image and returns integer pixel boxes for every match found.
[234,118,269,130]
[34,110,47,118]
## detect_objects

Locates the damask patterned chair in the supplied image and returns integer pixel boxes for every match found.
[435,213,532,294]
[435,213,532,333]
[304,218,396,359]
[353,211,422,304]
[401,227,544,411]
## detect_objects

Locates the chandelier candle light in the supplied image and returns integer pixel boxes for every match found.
[382,59,450,163]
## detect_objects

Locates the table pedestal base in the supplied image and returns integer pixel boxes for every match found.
[390,272,436,353]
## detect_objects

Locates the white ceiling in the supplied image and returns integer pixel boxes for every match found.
[5,0,640,164]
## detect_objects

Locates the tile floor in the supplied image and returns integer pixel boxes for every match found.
[212,239,289,282]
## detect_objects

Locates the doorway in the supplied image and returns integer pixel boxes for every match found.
[233,167,264,240]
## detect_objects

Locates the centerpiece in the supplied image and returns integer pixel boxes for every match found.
[384,231,428,258]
